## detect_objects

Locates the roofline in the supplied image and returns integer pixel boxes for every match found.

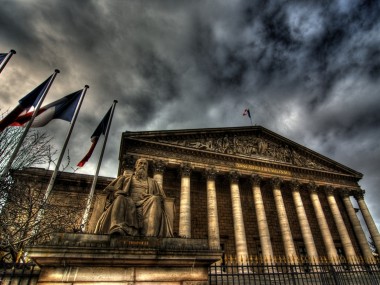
[122,125,363,178]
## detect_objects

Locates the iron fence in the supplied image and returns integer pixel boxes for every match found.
[209,256,380,285]
[0,262,40,285]
[2,257,380,285]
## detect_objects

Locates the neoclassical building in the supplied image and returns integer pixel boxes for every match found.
[89,126,378,263]
[14,126,380,263]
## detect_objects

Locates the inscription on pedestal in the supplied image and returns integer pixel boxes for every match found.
[110,237,159,248]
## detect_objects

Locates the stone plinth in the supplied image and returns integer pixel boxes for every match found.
[28,233,222,284]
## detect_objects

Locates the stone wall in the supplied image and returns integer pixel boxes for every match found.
[10,167,364,258]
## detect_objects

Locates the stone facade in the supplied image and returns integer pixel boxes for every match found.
[15,126,380,263]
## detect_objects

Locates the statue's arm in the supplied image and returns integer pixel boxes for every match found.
[103,176,128,203]
[114,176,132,196]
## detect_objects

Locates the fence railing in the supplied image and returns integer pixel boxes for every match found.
[209,255,380,285]
[2,256,380,285]
[0,262,40,285]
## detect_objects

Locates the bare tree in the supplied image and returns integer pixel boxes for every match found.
[0,126,55,175]
[0,124,82,263]
[0,173,83,263]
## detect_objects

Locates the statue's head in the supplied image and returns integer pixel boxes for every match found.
[134,158,148,180]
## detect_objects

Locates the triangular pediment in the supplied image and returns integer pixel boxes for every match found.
[122,126,362,178]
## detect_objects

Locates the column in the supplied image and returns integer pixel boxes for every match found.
[325,186,356,260]
[251,174,273,259]
[355,190,380,254]
[341,189,374,260]
[290,180,319,261]
[308,182,338,262]
[229,171,248,261]
[206,168,220,250]
[152,159,166,188]
[271,177,297,259]
[179,163,192,238]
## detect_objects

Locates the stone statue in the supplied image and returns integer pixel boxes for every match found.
[94,158,174,237]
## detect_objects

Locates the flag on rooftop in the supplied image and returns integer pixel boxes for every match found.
[10,90,82,128]
[77,106,113,167]
[0,74,53,132]
[243,108,251,118]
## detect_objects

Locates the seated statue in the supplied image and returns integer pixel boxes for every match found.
[94,158,174,237]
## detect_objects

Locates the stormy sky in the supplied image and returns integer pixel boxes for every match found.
[1,1,380,231]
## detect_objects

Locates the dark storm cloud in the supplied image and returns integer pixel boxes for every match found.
[1,0,380,228]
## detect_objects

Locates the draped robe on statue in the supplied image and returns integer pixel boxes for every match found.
[95,174,173,237]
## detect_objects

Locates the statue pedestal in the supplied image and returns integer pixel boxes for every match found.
[28,233,222,284]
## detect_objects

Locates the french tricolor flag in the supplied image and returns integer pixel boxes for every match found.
[0,53,7,64]
[10,90,82,128]
[243,108,251,118]
[77,106,112,167]
[0,75,52,132]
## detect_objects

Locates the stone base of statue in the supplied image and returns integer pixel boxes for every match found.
[28,233,222,284]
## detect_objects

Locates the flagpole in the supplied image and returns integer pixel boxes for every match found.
[0,50,16,75]
[33,86,89,231]
[43,85,89,202]
[1,69,60,178]
[80,100,118,231]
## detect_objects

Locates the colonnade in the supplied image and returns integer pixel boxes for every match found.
[151,161,378,262]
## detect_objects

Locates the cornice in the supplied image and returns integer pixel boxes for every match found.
[11,168,114,189]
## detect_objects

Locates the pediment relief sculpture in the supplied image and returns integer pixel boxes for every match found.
[154,134,336,172]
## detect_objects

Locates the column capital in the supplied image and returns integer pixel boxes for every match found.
[180,162,193,177]
[323,185,335,196]
[306,181,318,193]
[250,174,262,187]
[229,171,241,183]
[270,177,282,189]
[152,159,166,174]
[339,188,351,198]
[205,167,218,180]
[121,154,136,171]
[354,189,365,201]
[289,179,300,192]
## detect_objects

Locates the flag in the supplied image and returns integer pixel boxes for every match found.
[77,106,112,167]
[10,90,82,128]
[0,75,53,132]
[243,108,251,118]
[0,50,15,75]
[0,53,6,64]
